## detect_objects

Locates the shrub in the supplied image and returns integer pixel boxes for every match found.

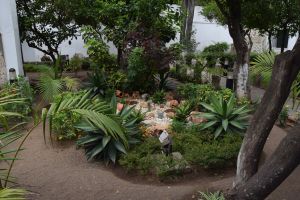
[0,77,33,116]
[173,132,242,169]
[121,130,242,176]
[278,105,289,127]
[177,83,234,109]
[127,47,154,92]
[202,42,229,53]
[152,90,166,104]
[174,102,192,122]
[67,54,83,72]
[200,95,251,138]
[43,92,141,163]
[198,191,225,200]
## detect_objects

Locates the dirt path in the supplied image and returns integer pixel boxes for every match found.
[10,124,232,200]
[9,123,299,200]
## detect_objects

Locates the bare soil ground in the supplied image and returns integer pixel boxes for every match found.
[10,123,234,200]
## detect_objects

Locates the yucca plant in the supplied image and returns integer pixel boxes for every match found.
[200,95,250,139]
[42,91,140,163]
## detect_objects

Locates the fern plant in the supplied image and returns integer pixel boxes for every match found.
[200,95,250,139]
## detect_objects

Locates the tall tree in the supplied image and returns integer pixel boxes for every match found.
[229,35,300,200]
[17,0,79,63]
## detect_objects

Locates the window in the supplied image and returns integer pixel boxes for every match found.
[275,31,289,48]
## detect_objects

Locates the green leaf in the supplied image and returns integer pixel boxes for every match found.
[222,119,228,131]
[200,120,218,130]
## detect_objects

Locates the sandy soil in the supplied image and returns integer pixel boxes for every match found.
[10,123,233,200]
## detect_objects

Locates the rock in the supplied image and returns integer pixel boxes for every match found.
[168,100,179,108]
[126,100,138,105]
[160,104,165,108]
[115,90,123,98]
[165,92,174,101]
[166,112,175,119]
[132,91,140,99]
[145,112,155,120]
[189,111,206,124]
[124,93,130,98]
[141,93,150,101]
[172,152,183,160]
[117,103,124,112]
[140,101,148,108]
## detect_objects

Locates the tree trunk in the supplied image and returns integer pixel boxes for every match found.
[228,123,300,200]
[185,0,195,65]
[281,27,288,53]
[235,38,300,186]
[268,32,272,52]
[180,0,188,44]
[225,0,250,99]
[117,46,123,69]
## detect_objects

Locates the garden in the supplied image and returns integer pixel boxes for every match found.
[1,0,300,200]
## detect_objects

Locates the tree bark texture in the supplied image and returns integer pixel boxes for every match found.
[229,123,300,200]
[215,0,250,99]
[235,37,300,186]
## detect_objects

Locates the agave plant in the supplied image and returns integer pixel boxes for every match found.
[42,91,140,163]
[174,102,192,122]
[200,95,251,139]
[198,191,225,200]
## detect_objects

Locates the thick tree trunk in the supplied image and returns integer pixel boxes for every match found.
[228,123,300,200]
[235,38,300,186]
[225,0,250,99]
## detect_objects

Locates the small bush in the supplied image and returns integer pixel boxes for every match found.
[152,90,166,104]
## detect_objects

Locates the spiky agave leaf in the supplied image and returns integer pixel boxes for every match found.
[0,188,26,200]
[200,94,251,138]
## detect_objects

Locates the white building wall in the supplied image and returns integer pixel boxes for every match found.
[20,5,298,62]
[0,0,24,77]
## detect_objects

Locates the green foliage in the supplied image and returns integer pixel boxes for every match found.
[152,90,166,104]
[67,54,83,72]
[200,95,251,138]
[278,106,289,127]
[17,0,79,61]
[36,65,79,102]
[121,131,242,176]
[173,132,242,169]
[42,91,141,163]
[0,188,26,199]
[23,63,51,72]
[177,83,234,109]
[203,43,229,53]
[0,77,33,118]
[82,26,117,70]
[174,102,192,122]
[119,137,188,179]
[250,51,276,88]
[198,191,225,200]
[107,71,127,90]
[127,47,154,92]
